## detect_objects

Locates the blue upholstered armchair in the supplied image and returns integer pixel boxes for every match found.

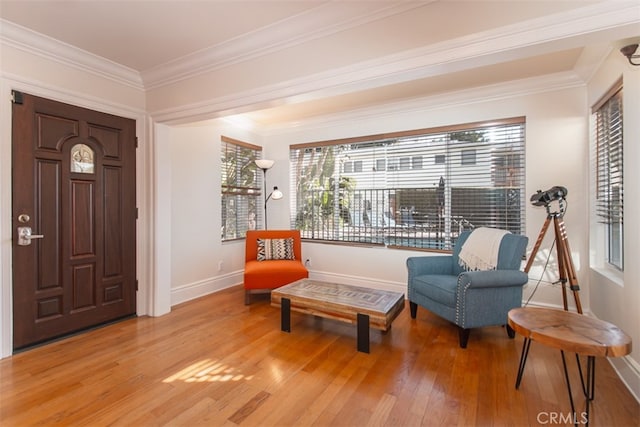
[407,230,529,348]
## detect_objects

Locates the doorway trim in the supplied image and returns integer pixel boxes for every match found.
[0,78,161,357]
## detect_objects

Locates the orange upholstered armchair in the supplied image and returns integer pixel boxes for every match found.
[243,229,309,304]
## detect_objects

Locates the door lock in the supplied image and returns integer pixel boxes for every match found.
[17,227,44,246]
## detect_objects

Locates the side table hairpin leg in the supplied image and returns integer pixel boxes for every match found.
[509,307,631,427]
[515,337,532,389]
[576,354,596,402]
[561,351,596,427]
[515,339,596,427]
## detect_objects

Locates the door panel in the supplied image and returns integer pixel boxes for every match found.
[12,92,137,350]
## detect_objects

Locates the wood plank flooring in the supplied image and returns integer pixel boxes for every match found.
[1,285,638,426]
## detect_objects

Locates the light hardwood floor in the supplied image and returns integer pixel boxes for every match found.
[1,285,638,426]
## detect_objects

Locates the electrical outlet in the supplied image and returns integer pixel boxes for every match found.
[218,260,224,272]
[305,259,311,267]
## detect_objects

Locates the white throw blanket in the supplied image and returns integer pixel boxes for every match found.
[458,227,510,271]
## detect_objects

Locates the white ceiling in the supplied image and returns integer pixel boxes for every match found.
[1,0,638,127]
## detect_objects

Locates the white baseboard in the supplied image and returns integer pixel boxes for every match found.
[169,268,408,311]
[609,354,640,403]
[170,269,407,307]
[170,271,243,306]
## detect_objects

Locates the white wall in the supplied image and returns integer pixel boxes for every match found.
[263,85,590,306]
[587,49,640,398]
[167,84,596,309]
[165,83,597,316]
[166,121,263,305]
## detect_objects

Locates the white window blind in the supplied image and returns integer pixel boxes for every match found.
[221,136,262,241]
[289,117,526,250]
[594,83,623,269]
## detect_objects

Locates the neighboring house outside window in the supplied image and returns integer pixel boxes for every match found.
[289,117,526,251]
[221,136,262,241]
[593,80,624,270]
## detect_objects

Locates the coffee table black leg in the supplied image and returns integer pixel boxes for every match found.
[357,313,370,353]
[281,298,291,333]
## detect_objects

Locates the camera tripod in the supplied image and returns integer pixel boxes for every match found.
[524,200,583,314]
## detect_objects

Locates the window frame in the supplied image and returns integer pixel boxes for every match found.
[221,136,263,242]
[592,79,624,271]
[289,117,526,251]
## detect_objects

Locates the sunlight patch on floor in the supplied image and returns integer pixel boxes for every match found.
[163,358,253,383]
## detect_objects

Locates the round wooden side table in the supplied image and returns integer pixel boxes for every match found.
[508,307,632,427]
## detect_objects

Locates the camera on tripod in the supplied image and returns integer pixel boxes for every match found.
[530,186,568,207]
[524,184,582,312]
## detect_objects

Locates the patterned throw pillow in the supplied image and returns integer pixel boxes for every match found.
[257,238,295,261]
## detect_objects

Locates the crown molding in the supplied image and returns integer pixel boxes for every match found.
[1,70,147,119]
[153,69,584,133]
[150,1,637,126]
[144,1,639,93]
[140,1,428,89]
[0,19,144,90]
[269,0,640,100]
[2,1,636,124]
[259,71,586,135]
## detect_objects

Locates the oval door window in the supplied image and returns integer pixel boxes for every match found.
[71,143,94,174]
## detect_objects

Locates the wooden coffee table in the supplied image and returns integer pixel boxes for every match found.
[271,279,405,353]
[508,307,632,427]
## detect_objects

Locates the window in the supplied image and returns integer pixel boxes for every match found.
[289,117,526,250]
[70,143,94,174]
[593,80,623,270]
[461,149,476,165]
[412,156,423,170]
[221,136,262,241]
[344,160,363,173]
[493,153,521,187]
[399,157,411,170]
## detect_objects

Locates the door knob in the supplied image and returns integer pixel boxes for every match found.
[17,227,44,246]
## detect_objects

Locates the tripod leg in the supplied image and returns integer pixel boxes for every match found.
[524,217,552,273]
[553,217,570,311]
[554,217,583,314]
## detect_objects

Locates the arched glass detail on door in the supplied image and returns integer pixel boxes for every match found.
[71,143,94,174]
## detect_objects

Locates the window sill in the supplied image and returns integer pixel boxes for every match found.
[590,266,624,287]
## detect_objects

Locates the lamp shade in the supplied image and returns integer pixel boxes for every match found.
[255,159,275,169]
[271,187,283,200]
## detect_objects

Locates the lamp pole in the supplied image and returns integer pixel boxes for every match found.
[255,159,275,229]
[262,168,268,229]
[263,186,283,229]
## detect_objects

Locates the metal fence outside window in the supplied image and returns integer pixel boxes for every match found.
[295,187,522,250]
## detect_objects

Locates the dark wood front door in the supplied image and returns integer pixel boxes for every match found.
[11,92,137,350]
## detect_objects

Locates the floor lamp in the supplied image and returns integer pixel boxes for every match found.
[255,159,283,229]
